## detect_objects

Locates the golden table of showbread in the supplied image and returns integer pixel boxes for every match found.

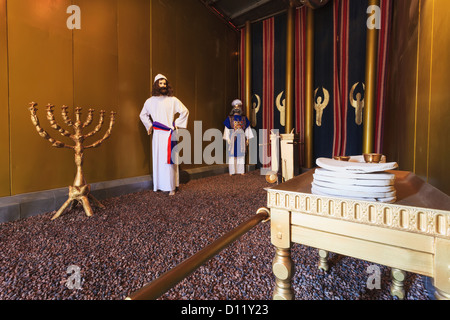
[267,169,450,300]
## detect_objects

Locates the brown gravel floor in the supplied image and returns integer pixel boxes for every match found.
[0,170,431,300]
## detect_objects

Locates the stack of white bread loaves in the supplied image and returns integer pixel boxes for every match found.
[311,155,398,203]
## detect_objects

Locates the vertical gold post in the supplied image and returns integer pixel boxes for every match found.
[285,4,295,134]
[245,21,252,122]
[244,21,252,170]
[363,0,380,154]
[305,8,314,168]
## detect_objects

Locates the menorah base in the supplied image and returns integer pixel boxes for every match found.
[51,184,105,220]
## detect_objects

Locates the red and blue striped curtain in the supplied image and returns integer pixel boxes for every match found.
[295,6,307,167]
[262,18,275,169]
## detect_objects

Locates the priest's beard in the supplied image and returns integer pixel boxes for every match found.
[158,87,169,96]
[229,107,242,116]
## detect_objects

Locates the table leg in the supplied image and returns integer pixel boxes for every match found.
[435,288,450,300]
[434,238,450,300]
[390,268,406,299]
[318,249,329,272]
[272,247,295,300]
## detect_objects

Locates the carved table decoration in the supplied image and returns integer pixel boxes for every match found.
[29,102,116,220]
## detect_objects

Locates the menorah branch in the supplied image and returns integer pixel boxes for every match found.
[61,105,73,126]
[84,110,105,139]
[46,104,73,139]
[29,103,72,149]
[82,109,95,128]
[84,112,116,149]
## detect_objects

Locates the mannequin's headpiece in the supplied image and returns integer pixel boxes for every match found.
[231,99,243,108]
[154,74,167,83]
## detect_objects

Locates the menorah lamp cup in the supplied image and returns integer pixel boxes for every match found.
[29,102,116,220]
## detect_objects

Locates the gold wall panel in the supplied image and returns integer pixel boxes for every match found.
[0,0,10,197]
[73,0,119,185]
[384,0,450,195]
[428,0,450,193]
[384,0,418,173]
[72,0,151,184]
[117,0,151,177]
[7,0,74,194]
[414,0,433,180]
[151,0,196,131]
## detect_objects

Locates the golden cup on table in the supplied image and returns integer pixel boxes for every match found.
[363,153,382,163]
[333,156,350,161]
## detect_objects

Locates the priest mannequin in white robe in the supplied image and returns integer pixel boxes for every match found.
[223,99,254,175]
[140,74,189,195]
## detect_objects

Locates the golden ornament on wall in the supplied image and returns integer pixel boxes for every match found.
[29,102,116,220]
[276,91,286,127]
[314,87,329,127]
[251,94,261,127]
[349,82,365,125]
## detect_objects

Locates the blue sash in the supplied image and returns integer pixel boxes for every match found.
[152,121,176,164]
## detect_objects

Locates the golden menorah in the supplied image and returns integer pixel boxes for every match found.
[29,102,116,220]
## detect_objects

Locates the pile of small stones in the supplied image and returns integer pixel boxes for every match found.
[0,170,431,300]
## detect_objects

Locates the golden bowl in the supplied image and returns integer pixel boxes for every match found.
[333,156,350,161]
[363,153,382,163]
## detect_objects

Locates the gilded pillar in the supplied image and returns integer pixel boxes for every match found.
[305,8,314,168]
[285,4,295,134]
[362,0,380,154]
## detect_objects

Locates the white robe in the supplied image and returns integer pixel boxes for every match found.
[140,96,189,192]
[223,126,254,175]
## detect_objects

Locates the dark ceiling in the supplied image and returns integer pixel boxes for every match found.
[199,0,330,30]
